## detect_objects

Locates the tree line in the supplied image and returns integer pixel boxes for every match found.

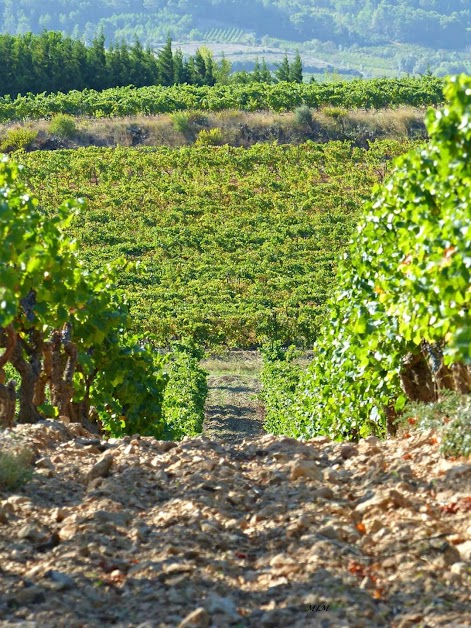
[0,31,303,98]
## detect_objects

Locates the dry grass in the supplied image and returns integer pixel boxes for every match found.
[0,107,427,152]
[203,350,262,379]
[316,106,426,141]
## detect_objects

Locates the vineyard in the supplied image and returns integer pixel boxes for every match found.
[1,74,470,448]
[0,76,444,122]
[0,1,470,618]
[17,139,415,348]
[262,75,471,445]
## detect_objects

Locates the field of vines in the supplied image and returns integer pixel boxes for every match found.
[18,139,415,348]
[0,76,444,122]
[261,75,471,445]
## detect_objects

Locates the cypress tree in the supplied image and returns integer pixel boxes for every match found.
[157,35,174,86]
[290,51,303,83]
[214,53,232,85]
[86,32,108,90]
[260,58,272,84]
[184,57,195,85]
[173,48,185,84]
[252,57,261,82]
[193,49,206,86]
[204,55,216,86]
[275,53,291,82]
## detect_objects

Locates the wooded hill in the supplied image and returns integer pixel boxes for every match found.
[0,0,469,50]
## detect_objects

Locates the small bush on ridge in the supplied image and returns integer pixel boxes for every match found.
[294,105,313,127]
[49,114,77,139]
[195,127,224,146]
[0,127,38,152]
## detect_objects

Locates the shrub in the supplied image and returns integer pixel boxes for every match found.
[265,75,471,440]
[294,105,313,127]
[0,127,38,152]
[322,106,348,120]
[171,112,192,134]
[0,448,34,491]
[0,156,168,437]
[195,127,224,146]
[49,114,77,139]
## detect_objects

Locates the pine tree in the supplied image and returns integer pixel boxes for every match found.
[184,57,195,85]
[290,51,303,83]
[118,41,132,86]
[214,53,232,85]
[252,57,261,82]
[173,48,185,84]
[157,35,174,86]
[130,38,148,87]
[85,32,108,90]
[193,49,207,86]
[275,53,290,82]
[260,58,272,84]
[204,55,216,86]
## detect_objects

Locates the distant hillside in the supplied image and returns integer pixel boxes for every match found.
[1,1,469,49]
[0,1,469,77]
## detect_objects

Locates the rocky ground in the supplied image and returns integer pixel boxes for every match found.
[0,419,470,628]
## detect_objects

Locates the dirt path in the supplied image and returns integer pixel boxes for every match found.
[203,352,265,442]
[0,423,470,627]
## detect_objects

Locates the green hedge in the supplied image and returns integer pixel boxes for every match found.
[260,344,302,437]
[0,76,444,122]
[162,343,208,439]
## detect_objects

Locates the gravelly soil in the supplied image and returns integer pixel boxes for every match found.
[0,421,470,628]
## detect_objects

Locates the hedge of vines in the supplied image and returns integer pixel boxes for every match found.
[262,75,471,440]
[0,158,207,438]
[0,76,444,122]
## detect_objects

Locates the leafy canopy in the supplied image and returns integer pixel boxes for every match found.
[272,74,471,440]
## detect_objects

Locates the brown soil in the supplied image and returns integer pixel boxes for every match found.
[203,371,264,442]
[0,421,470,627]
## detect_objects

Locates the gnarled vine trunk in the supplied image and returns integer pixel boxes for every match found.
[0,325,17,428]
[10,330,43,424]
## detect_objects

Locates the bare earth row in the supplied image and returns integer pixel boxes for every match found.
[0,421,469,627]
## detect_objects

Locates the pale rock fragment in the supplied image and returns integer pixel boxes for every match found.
[207,592,240,620]
[289,460,323,482]
[450,562,470,576]
[7,495,31,506]
[45,569,75,590]
[87,454,113,482]
[17,523,50,543]
[35,456,55,470]
[312,487,334,500]
[94,510,132,527]
[456,540,471,562]
[178,608,210,628]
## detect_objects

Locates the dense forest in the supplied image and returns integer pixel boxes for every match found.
[0,32,306,97]
[0,34,216,96]
[0,0,469,50]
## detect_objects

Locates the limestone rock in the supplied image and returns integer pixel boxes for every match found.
[87,454,113,482]
[456,540,471,562]
[289,460,323,481]
[179,608,210,628]
[340,445,358,460]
